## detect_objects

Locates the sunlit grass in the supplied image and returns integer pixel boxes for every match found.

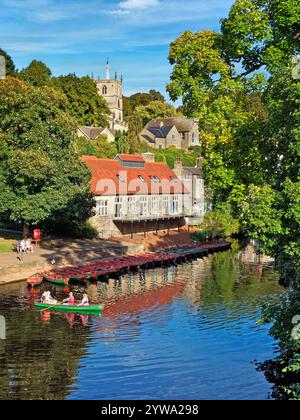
[0,231,20,253]
[0,238,15,253]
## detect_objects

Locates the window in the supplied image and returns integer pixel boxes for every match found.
[102,85,107,95]
[150,176,160,184]
[162,195,169,215]
[151,196,159,214]
[117,174,126,183]
[115,197,123,218]
[97,200,108,216]
[140,196,148,216]
[171,195,179,214]
[192,133,195,143]
[138,175,146,183]
[128,196,136,214]
[170,176,177,182]
[172,134,176,140]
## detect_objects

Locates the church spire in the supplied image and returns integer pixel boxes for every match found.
[105,59,110,80]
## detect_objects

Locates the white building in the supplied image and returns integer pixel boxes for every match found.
[82,153,189,239]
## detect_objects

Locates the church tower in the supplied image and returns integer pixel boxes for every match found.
[96,61,127,132]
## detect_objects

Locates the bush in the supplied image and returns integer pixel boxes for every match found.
[192,202,240,241]
[74,221,98,239]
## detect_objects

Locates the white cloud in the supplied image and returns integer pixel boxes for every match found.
[104,9,130,16]
[119,0,160,10]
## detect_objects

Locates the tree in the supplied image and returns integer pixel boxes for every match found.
[0,77,94,235]
[135,101,179,126]
[123,90,165,117]
[149,89,165,102]
[18,60,52,87]
[221,0,300,75]
[52,74,109,127]
[0,48,16,76]
[75,134,118,159]
[127,113,145,154]
[166,0,300,398]
[115,131,131,154]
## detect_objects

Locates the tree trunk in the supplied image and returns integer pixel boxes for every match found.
[23,223,30,238]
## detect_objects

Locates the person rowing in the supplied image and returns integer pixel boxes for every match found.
[63,292,75,306]
[78,293,89,307]
[41,291,57,305]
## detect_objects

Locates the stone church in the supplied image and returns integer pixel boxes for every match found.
[96,61,128,132]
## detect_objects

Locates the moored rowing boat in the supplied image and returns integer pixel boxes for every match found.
[44,275,69,286]
[27,274,44,288]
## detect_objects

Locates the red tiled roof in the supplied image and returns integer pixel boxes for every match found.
[116,154,145,162]
[82,155,189,196]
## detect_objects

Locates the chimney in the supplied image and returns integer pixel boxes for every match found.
[174,157,183,170]
[142,152,155,163]
[196,154,204,169]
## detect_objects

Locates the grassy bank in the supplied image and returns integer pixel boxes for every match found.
[0,231,21,253]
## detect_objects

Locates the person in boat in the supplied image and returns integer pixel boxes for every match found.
[41,291,57,305]
[63,292,75,305]
[78,293,89,307]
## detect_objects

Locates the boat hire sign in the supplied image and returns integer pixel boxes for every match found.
[33,229,41,240]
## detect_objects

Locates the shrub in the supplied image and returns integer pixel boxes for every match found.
[192,202,240,241]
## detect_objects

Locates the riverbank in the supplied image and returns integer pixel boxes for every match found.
[0,231,196,285]
[0,230,229,286]
[0,238,142,285]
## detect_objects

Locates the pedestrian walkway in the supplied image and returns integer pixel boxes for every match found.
[0,238,140,285]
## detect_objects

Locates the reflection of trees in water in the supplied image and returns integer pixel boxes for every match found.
[182,250,281,308]
[0,305,91,400]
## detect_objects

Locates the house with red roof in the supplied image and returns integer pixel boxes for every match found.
[82,153,190,239]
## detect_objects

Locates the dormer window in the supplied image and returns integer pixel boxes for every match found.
[150,176,160,184]
[117,174,126,183]
[170,176,177,182]
[139,175,146,183]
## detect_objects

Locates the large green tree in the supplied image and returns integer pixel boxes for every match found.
[123,90,165,118]
[135,100,179,126]
[0,77,94,235]
[167,0,300,398]
[18,60,52,87]
[52,74,109,127]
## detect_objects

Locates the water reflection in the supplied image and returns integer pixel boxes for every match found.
[0,244,282,400]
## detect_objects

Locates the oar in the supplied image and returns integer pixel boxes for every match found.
[39,301,63,313]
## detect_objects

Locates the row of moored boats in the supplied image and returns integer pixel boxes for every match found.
[28,242,231,288]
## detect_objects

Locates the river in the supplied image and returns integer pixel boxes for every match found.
[0,243,282,400]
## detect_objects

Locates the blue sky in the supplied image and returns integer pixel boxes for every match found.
[0,0,233,100]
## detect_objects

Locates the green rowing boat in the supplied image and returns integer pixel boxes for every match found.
[34,302,104,313]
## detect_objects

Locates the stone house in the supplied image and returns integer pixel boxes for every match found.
[139,118,200,150]
[82,153,189,239]
[140,124,182,149]
[77,126,115,143]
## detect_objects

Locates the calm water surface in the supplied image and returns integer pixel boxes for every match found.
[0,245,282,400]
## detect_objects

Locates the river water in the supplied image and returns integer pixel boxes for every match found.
[0,243,282,400]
